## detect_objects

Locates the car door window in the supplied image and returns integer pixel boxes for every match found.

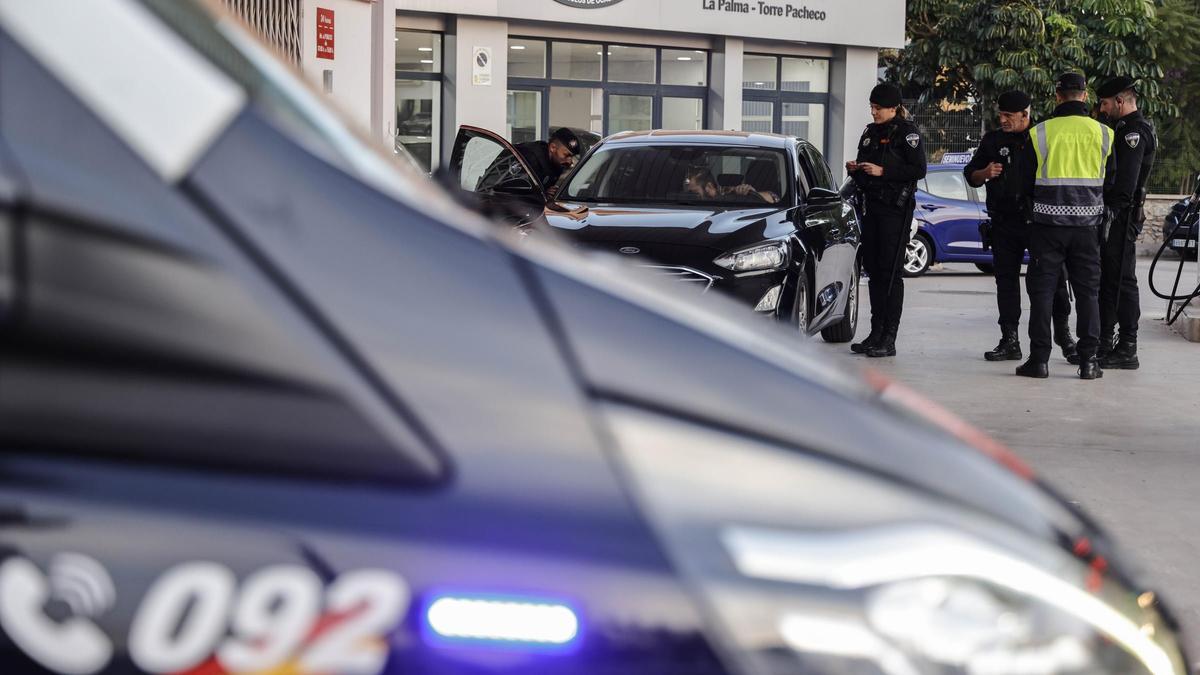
[800,144,836,191]
[924,171,970,201]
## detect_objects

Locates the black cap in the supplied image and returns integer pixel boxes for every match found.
[1097,76,1139,99]
[550,127,582,155]
[1055,72,1087,92]
[869,83,902,108]
[997,90,1031,113]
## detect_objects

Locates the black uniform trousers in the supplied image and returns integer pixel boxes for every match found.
[990,214,1070,333]
[1099,210,1140,342]
[1027,225,1101,363]
[861,198,912,337]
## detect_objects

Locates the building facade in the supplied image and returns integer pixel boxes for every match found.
[254,0,903,178]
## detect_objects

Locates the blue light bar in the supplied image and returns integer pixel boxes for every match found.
[423,592,581,651]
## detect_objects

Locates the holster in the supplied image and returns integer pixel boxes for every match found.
[978,220,992,251]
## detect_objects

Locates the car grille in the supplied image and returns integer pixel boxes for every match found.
[639,265,715,293]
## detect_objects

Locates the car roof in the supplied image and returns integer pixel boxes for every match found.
[601,130,796,149]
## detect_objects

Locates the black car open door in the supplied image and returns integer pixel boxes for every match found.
[448,126,547,226]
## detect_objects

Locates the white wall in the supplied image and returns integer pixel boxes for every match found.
[828,46,878,181]
[302,0,375,133]
[441,16,509,163]
[708,37,743,131]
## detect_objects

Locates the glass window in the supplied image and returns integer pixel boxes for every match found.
[608,45,656,84]
[781,57,829,93]
[395,79,440,170]
[507,90,542,145]
[508,38,546,79]
[609,94,653,133]
[800,143,836,191]
[662,49,707,86]
[552,42,603,81]
[550,86,603,134]
[395,30,440,73]
[663,97,704,130]
[741,100,773,133]
[562,145,789,206]
[783,102,825,152]
[743,54,777,90]
[925,170,971,201]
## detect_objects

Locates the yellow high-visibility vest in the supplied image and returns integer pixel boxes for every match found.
[1030,115,1113,226]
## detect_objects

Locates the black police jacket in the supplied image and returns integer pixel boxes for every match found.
[851,117,927,208]
[515,140,564,191]
[1104,110,1157,225]
[963,127,1036,223]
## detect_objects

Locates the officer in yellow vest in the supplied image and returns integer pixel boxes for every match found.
[1019,73,1115,380]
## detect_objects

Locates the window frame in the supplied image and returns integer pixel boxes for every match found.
[508,37,710,138]
[394,28,444,170]
[741,53,831,152]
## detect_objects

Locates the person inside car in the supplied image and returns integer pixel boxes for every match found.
[683,166,779,203]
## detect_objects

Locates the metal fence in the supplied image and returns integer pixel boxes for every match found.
[905,101,984,162]
[1146,160,1198,196]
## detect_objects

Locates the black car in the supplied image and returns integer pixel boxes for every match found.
[1164,194,1198,261]
[0,2,1190,675]
[451,128,861,342]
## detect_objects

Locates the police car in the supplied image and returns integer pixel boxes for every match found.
[0,2,1189,674]
[904,159,1016,277]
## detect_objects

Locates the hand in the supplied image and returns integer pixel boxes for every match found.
[858,162,884,177]
[729,183,755,195]
[845,160,859,173]
[982,162,1004,180]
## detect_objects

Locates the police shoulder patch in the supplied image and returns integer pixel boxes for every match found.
[862,136,871,147]
[905,133,920,149]
[1125,132,1140,149]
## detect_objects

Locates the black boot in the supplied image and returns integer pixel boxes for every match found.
[1054,320,1079,364]
[866,331,897,358]
[851,321,883,355]
[851,331,880,355]
[1101,339,1139,370]
[1097,327,1116,361]
[1015,358,1048,378]
[1079,357,1104,380]
[984,329,1022,361]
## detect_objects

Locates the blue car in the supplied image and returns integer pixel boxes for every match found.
[904,163,1011,276]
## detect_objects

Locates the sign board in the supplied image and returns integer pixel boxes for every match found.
[396,0,904,48]
[316,7,334,60]
[472,46,492,85]
[940,151,974,165]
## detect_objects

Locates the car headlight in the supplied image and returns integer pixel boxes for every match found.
[603,404,1187,675]
[714,242,788,273]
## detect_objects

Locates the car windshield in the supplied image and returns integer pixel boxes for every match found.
[562,144,790,207]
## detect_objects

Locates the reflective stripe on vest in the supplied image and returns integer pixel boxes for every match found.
[1031,116,1113,226]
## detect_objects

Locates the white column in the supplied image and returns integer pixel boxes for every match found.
[441,16,508,164]
[708,37,743,131]
[370,0,397,146]
[828,46,877,181]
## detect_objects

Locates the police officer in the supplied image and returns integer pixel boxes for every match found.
[1097,76,1156,370]
[847,83,927,357]
[1019,73,1114,380]
[515,127,582,192]
[965,90,1076,363]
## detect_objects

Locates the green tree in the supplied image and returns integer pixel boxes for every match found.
[885,0,1200,191]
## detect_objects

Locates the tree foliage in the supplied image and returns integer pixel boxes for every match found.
[884,0,1200,190]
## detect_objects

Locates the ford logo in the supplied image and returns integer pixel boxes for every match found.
[618,246,640,255]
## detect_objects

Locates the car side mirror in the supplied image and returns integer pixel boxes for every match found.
[807,187,840,204]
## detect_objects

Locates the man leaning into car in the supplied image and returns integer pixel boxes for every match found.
[514,127,582,193]
[964,90,1077,365]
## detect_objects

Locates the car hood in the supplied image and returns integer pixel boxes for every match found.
[545,202,797,253]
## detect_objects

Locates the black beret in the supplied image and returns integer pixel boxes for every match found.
[869,83,902,108]
[1097,76,1138,99]
[550,127,582,155]
[997,90,1031,113]
[1055,72,1087,92]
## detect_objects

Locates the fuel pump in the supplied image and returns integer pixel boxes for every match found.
[1149,176,1200,328]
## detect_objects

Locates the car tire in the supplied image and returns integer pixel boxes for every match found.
[821,261,859,343]
[903,234,933,277]
[791,268,810,336]
[975,262,995,274]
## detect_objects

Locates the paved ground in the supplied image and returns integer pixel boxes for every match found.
[811,255,1200,631]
